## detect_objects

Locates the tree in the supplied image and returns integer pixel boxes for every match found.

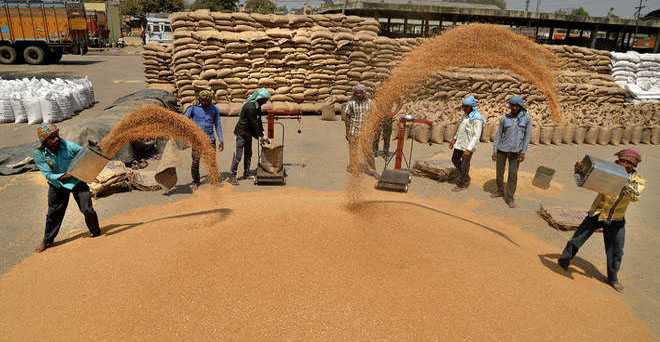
[244,0,276,14]
[192,0,238,12]
[569,7,589,17]
[607,7,620,19]
[121,0,185,18]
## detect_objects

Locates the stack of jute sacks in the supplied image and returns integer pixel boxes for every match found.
[167,10,421,114]
[143,42,174,84]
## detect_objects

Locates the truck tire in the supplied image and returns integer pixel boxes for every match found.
[23,45,47,65]
[47,49,63,64]
[0,45,18,64]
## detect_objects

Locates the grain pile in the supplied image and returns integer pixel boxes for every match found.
[167,10,421,113]
[0,188,654,341]
[143,42,174,84]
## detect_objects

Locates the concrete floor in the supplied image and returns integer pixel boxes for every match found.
[0,52,657,335]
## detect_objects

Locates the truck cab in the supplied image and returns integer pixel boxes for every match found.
[145,15,172,44]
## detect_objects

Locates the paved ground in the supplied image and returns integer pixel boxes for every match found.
[0,52,657,335]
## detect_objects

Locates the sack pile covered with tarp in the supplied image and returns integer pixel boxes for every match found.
[0,77,95,124]
[143,42,175,84]
[610,51,660,104]
[166,10,421,114]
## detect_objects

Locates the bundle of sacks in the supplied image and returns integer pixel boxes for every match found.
[545,45,612,74]
[0,77,95,124]
[611,51,660,103]
[143,42,174,84]
[167,10,421,114]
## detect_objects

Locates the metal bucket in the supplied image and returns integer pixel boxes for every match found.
[575,155,629,197]
[532,166,555,189]
[66,141,111,184]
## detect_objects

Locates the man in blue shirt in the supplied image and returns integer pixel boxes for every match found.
[491,96,533,208]
[32,123,101,253]
[184,90,224,190]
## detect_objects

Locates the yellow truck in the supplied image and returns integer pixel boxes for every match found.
[0,1,88,64]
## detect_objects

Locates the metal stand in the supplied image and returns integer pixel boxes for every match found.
[254,110,302,186]
[376,114,432,193]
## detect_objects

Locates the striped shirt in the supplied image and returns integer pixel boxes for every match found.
[345,98,371,137]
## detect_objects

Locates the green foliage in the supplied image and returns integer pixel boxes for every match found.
[570,7,589,17]
[245,0,276,14]
[192,0,238,12]
[120,0,185,18]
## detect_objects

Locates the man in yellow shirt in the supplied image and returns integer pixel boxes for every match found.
[558,149,645,293]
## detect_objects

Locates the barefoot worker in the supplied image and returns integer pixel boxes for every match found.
[558,148,645,293]
[32,124,102,253]
[449,95,483,192]
[229,88,271,186]
[184,90,224,190]
[491,96,532,208]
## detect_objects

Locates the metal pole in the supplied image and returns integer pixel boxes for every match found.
[342,0,348,15]
[536,0,541,13]
[525,0,530,12]
[632,0,645,49]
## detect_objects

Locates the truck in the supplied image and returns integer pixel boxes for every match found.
[145,13,172,44]
[86,10,108,47]
[0,1,89,65]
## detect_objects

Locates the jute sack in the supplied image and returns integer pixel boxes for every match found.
[154,139,187,191]
[444,123,457,142]
[574,126,586,144]
[562,124,575,144]
[489,121,498,142]
[640,127,651,144]
[411,123,431,144]
[480,121,492,142]
[551,125,563,144]
[610,126,624,145]
[261,140,284,174]
[597,127,611,145]
[584,126,598,145]
[320,102,337,121]
[530,123,540,144]
[651,126,660,145]
[630,125,643,144]
[621,126,633,145]
[431,122,445,144]
[539,125,553,145]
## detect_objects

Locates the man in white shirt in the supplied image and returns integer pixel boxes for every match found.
[449,95,483,192]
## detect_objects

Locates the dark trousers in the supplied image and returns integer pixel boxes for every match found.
[559,214,626,283]
[373,121,392,153]
[495,150,520,203]
[44,182,100,244]
[451,149,472,187]
[231,134,253,177]
[191,140,216,185]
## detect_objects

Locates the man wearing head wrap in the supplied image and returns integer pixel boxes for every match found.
[32,124,101,253]
[491,96,532,208]
[344,84,377,178]
[449,95,483,191]
[228,88,271,185]
[558,148,645,293]
[184,90,223,190]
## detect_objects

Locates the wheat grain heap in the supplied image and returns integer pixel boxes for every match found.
[143,42,175,85]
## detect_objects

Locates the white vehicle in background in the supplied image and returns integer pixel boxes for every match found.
[145,14,172,44]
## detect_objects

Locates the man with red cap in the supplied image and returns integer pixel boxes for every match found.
[32,123,101,253]
[558,148,645,292]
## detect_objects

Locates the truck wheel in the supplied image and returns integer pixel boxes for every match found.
[47,49,63,64]
[0,45,18,64]
[23,46,47,65]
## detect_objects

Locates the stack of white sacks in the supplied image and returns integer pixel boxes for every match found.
[610,51,660,103]
[0,77,95,124]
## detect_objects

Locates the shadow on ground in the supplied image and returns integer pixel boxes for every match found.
[50,208,232,248]
[538,253,608,283]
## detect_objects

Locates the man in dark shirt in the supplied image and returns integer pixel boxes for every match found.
[184,90,223,190]
[228,88,271,185]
